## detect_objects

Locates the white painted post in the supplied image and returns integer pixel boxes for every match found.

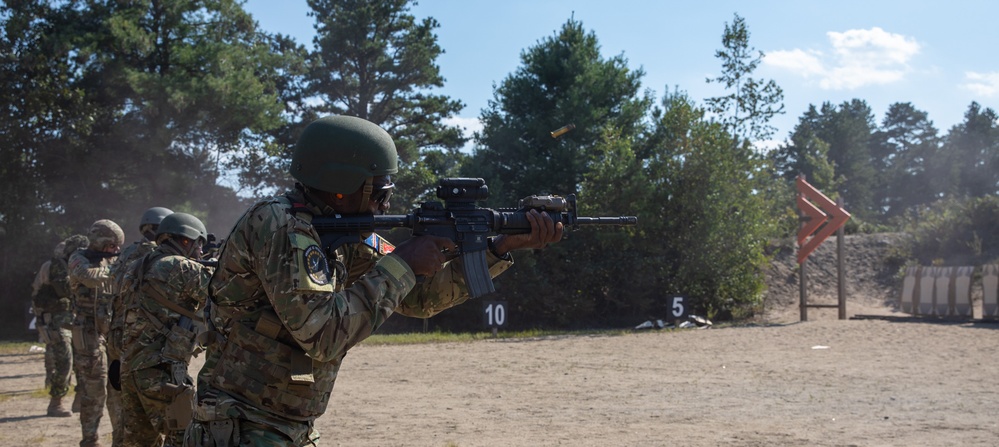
[917,267,936,315]
[900,266,918,314]
[953,266,974,318]
[983,264,998,318]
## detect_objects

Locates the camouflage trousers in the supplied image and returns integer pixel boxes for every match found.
[184,418,319,447]
[72,318,107,445]
[40,312,74,398]
[106,328,124,447]
[183,392,319,447]
[120,365,190,447]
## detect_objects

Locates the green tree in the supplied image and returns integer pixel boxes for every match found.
[0,0,296,335]
[776,100,878,220]
[870,102,941,218]
[466,17,651,205]
[0,1,85,338]
[305,0,466,209]
[770,105,839,192]
[822,100,878,220]
[640,90,778,319]
[705,13,784,146]
[432,17,651,328]
[36,0,293,228]
[940,102,999,198]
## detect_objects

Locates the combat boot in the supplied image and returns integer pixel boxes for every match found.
[46,396,71,417]
[80,435,102,447]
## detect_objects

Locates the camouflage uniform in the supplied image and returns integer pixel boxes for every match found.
[31,242,77,408]
[184,187,513,446]
[70,220,124,447]
[119,243,212,447]
[107,238,157,446]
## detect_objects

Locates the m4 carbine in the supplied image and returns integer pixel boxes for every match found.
[311,178,638,298]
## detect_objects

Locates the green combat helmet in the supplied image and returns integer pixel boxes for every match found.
[156,213,208,243]
[88,220,124,250]
[140,207,173,227]
[140,206,173,240]
[290,115,398,194]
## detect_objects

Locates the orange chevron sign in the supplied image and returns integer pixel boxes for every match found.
[796,176,851,264]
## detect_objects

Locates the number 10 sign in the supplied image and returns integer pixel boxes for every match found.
[483,301,507,328]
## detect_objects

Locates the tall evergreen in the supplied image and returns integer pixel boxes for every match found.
[705,13,784,146]
[466,17,651,205]
[941,102,999,198]
[870,102,941,218]
[0,0,295,337]
[305,0,466,208]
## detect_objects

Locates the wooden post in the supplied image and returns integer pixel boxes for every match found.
[800,258,808,322]
[837,197,846,320]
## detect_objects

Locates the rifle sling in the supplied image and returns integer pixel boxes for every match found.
[135,253,204,324]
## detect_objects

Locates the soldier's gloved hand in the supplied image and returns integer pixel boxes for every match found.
[392,235,458,277]
[490,209,564,256]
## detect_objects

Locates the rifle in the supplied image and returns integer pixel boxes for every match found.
[202,233,221,260]
[311,177,638,298]
[81,249,118,263]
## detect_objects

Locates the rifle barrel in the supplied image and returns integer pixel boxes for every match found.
[575,216,639,225]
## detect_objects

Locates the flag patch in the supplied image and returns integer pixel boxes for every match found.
[364,233,396,255]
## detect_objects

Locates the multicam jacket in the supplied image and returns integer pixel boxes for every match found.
[108,240,157,355]
[68,249,117,333]
[32,257,73,315]
[195,187,513,442]
[119,245,213,373]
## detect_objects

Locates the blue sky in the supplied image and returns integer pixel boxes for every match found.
[243,0,999,149]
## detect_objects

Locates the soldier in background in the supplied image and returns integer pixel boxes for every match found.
[31,234,89,417]
[33,241,67,393]
[69,219,124,447]
[119,212,213,447]
[107,206,172,446]
[184,116,563,446]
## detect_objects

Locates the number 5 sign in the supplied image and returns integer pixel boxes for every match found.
[669,295,688,323]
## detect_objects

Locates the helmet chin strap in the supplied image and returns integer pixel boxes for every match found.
[357,177,373,214]
[163,237,197,258]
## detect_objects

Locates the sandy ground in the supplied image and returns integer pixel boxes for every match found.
[2,300,998,446]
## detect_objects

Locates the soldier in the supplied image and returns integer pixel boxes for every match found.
[69,219,125,447]
[184,115,563,446]
[119,212,213,447]
[107,206,172,447]
[32,240,68,398]
[31,234,89,417]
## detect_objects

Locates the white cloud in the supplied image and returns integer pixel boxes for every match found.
[828,27,920,66]
[764,27,920,91]
[961,71,999,97]
[765,49,825,77]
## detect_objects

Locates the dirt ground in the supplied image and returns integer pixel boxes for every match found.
[3,234,999,446]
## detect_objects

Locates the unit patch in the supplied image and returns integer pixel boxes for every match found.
[364,233,396,255]
[303,245,331,285]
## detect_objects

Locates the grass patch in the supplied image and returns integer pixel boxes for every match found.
[3,328,637,352]
[0,341,41,355]
[360,328,631,346]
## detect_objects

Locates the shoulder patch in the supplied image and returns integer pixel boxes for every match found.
[303,245,331,285]
[363,233,396,255]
